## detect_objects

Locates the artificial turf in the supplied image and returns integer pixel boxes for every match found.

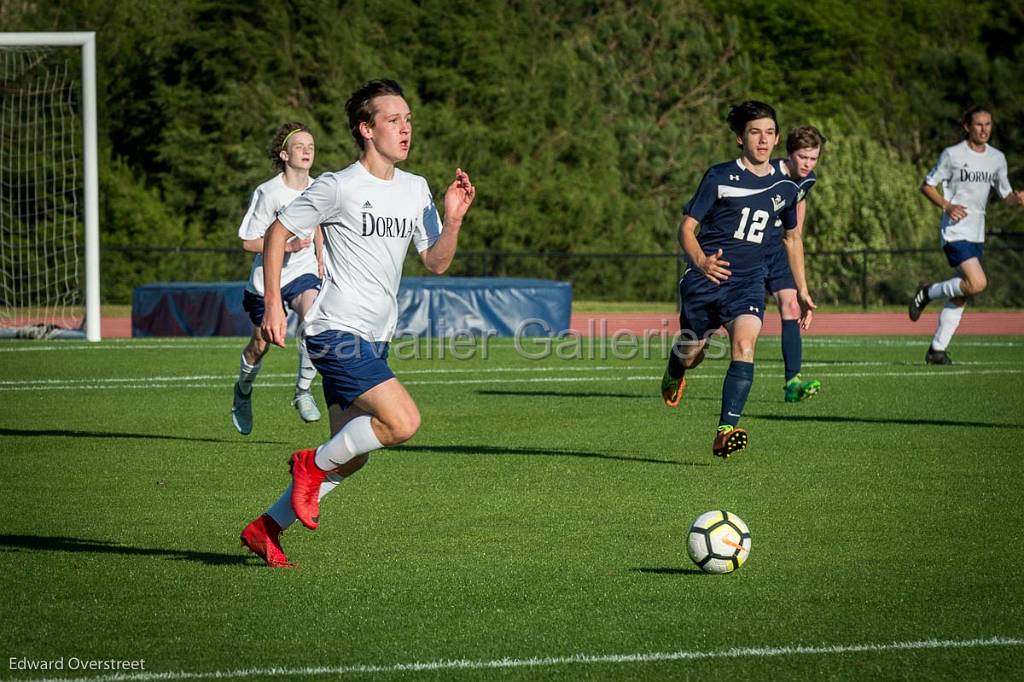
[2,334,1022,680]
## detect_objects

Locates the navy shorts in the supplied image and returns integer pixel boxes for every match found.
[943,240,984,268]
[305,330,394,410]
[764,246,796,294]
[678,270,766,340]
[242,273,321,326]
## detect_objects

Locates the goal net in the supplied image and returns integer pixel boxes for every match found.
[0,33,99,340]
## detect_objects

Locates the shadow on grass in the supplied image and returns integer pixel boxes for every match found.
[477,389,648,400]
[0,427,288,445]
[749,414,1021,429]
[390,444,708,466]
[631,567,706,576]
[0,533,253,566]
[474,389,767,404]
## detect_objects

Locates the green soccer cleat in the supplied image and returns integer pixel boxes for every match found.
[784,374,821,403]
[660,368,686,408]
[713,425,748,458]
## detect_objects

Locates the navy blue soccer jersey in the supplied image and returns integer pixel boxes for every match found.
[765,158,817,251]
[683,159,801,277]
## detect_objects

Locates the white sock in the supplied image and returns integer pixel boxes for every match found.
[238,353,262,394]
[931,303,965,351]
[315,414,383,470]
[295,338,317,394]
[927,277,963,302]
[266,473,343,530]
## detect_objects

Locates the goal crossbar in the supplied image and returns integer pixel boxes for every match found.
[0,32,100,341]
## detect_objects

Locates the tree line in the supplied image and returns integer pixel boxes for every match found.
[7,0,1023,303]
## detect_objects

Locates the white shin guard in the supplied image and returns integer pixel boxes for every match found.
[314,414,383,470]
[931,302,965,351]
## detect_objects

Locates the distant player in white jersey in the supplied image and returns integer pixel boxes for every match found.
[231,122,324,435]
[240,79,476,568]
[909,106,1024,364]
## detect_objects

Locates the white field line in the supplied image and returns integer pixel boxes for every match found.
[18,636,1024,682]
[802,338,1022,347]
[1,368,1023,392]
[6,360,1012,388]
[404,369,1024,385]
[0,343,249,353]
[0,338,1021,353]
[0,366,631,387]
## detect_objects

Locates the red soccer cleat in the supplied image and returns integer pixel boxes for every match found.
[240,514,295,568]
[289,448,331,530]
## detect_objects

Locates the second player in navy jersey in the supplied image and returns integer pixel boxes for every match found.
[661,101,813,458]
[765,126,825,403]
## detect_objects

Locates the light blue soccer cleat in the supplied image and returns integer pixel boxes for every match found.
[232,382,253,435]
[292,390,322,423]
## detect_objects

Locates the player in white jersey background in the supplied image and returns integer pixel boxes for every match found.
[909,106,1024,364]
[240,79,476,568]
[231,122,324,435]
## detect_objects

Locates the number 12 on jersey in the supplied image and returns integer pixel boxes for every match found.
[733,207,768,244]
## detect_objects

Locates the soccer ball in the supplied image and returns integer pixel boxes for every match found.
[686,510,751,574]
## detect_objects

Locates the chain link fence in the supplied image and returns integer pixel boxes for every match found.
[99,233,1024,308]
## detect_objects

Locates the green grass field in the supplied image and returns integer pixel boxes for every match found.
[2,334,1023,681]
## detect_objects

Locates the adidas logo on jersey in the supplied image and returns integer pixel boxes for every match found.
[771,194,786,211]
[362,201,373,209]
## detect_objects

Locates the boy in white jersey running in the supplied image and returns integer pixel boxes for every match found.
[909,106,1024,364]
[232,122,324,435]
[240,79,476,568]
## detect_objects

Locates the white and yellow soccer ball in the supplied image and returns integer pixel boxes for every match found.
[686,510,751,574]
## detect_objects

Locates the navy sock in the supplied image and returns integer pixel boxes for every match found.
[720,360,755,427]
[781,320,802,382]
[666,340,687,379]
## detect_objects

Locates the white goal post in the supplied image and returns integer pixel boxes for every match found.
[0,32,99,341]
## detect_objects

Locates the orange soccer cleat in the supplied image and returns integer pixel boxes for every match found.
[712,425,748,459]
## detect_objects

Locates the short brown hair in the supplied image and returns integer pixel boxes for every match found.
[786,125,825,154]
[344,79,406,150]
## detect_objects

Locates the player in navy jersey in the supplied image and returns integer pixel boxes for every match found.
[766,126,824,402]
[660,101,813,457]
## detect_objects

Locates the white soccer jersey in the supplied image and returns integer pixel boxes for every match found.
[278,161,442,342]
[924,140,1014,243]
[238,173,317,296]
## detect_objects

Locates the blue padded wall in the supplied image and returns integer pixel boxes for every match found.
[396,277,570,337]
[132,277,571,338]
